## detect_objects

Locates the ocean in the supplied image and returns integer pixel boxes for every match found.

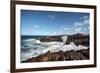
[21,35,48,61]
[21,35,89,62]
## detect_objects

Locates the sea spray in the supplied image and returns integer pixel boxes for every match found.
[61,35,68,45]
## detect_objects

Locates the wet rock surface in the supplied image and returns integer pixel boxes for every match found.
[22,49,89,63]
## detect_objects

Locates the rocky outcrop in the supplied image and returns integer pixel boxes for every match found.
[22,49,89,63]
[40,33,89,46]
[40,36,62,42]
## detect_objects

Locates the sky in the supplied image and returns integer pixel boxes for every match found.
[21,10,90,35]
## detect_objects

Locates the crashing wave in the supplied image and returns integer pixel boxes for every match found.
[21,39,88,61]
[22,39,41,43]
[42,42,88,53]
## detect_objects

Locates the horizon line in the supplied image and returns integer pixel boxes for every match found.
[21,33,89,36]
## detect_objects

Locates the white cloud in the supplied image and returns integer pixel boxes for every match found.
[33,25,39,28]
[83,28,87,30]
[48,15,55,19]
[53,32,57,35]
[46,32,50,34]
[83,16,88,19]
[64,27,68,30]
[74,18,89,28]
[74,22,83,27]
[83,19,89,25]
[73,15,89,34]
[75,27,82,32]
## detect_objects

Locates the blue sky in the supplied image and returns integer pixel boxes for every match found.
[21,10,90,35]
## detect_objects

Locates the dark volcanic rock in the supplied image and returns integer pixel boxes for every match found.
[81,49,89,59]
[40,36,62,42]
[22,49,89,63]
[39,33,89,46]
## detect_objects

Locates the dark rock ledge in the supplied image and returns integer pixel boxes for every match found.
[22,49,89,63]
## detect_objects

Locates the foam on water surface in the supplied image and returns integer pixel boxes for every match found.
[21,38,88,61]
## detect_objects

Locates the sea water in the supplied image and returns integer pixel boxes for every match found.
[21,36,88,62]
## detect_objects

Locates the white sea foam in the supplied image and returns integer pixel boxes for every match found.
[61,35,68,44]
[78,45,88,50]
[23,39,41,43]
[21,49,34,61]
[42,42,88,53]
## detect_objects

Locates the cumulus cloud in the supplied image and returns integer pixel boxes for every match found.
[73,15,90,34]
[74,19,89,27]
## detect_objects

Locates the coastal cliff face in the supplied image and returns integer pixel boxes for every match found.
[22,49,89,63]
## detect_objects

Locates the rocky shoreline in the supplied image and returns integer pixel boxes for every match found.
[22,49,89,63]
[21,33,89,63]
[40,33,89,46]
